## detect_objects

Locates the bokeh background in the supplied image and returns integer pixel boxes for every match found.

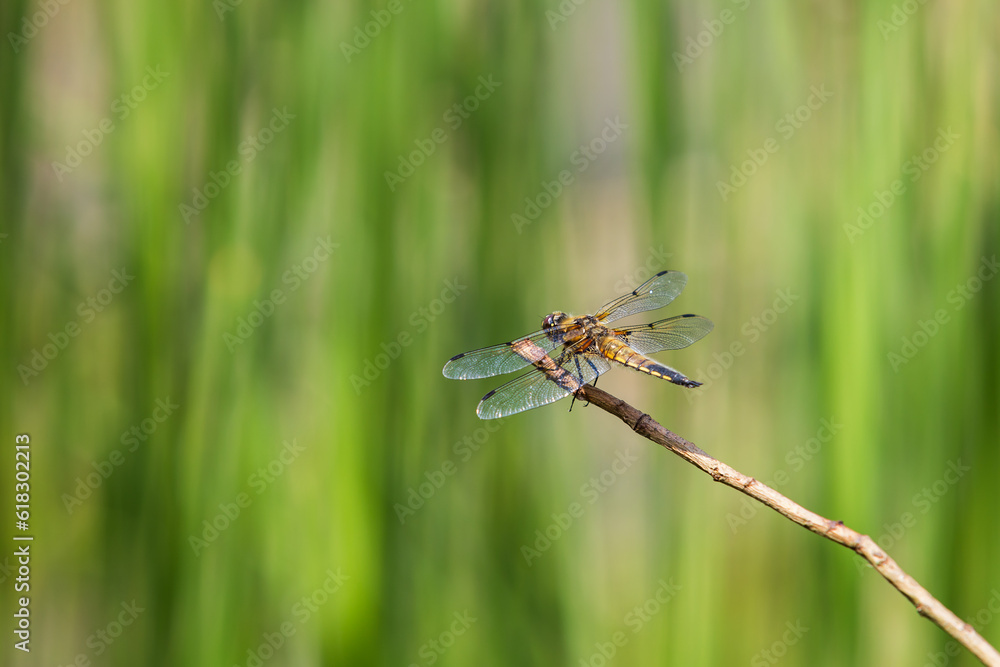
[2,1,998,665]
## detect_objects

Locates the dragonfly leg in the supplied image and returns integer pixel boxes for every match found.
[575,355,601,408]
[566,354,593,412]
[567,355,583,412]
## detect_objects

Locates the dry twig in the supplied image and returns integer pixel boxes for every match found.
[510,339,1000,667]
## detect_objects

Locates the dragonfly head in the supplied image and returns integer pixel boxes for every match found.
[542,311,569,331]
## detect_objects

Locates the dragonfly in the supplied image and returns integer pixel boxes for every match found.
[442,270,713,419]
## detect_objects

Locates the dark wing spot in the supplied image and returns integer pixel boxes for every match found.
[681,313,696,318]
[448,352,466,361]
[481,389,497,401]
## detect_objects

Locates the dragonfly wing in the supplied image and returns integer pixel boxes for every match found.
[443,328,560,379]
[616,314,714,354]
[476,349,612,419]
[595,271,688,324]
[476,370,574,419]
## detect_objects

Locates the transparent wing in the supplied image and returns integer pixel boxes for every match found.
[443,328,561,379]
[476,348,612,419]
[615,314,714,355]
[595,271,688,324]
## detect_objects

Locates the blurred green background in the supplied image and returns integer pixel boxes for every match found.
[2,0,998,665]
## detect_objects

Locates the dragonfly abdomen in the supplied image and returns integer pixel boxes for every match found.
[600,337,702,388]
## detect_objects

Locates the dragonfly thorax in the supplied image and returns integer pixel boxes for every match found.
[542,312,602,346]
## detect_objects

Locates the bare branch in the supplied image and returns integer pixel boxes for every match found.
[510,339,1000,667]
